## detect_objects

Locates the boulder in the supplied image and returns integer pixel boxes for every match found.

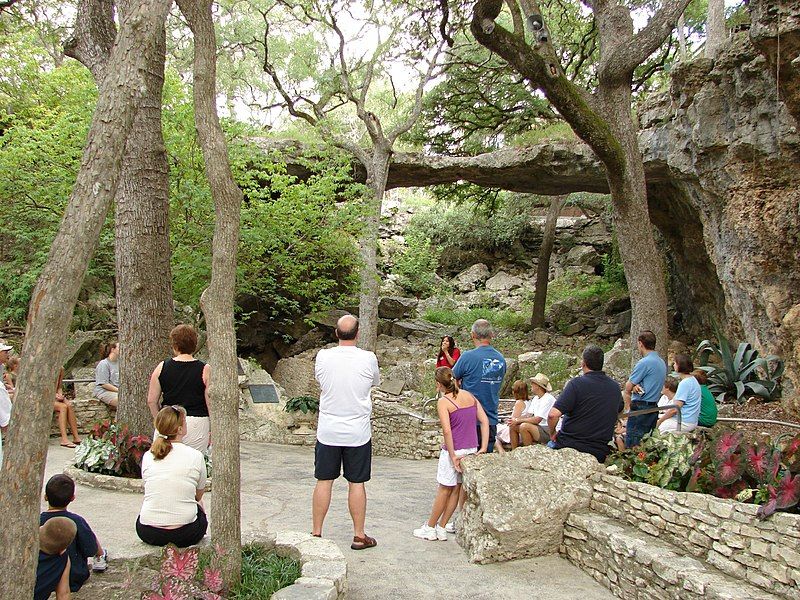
[378,296,418,320]
[307,309,352,330]
[389,319,442,339]
[517,351,543,365]
[595,322,623,337]
[285,329,330,358]
[62,331,107,375]
[604,337,632,383]
[603,295,632,315]
[272,350,321,400]
[616,309,632,332]
[458,445,602,563]
[565,245,601,267]
[485,271,524,292]
[454,263,490,292]
[562,322,585,336]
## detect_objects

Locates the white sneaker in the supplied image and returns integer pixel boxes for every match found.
[445,522,456,534]
[413,524,437,541]
[92,549,108,572]
[435,525,448,541]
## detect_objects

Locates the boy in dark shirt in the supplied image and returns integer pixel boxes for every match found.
[547,345,624,463]
[35,516,76,600]
[40,474,107,593]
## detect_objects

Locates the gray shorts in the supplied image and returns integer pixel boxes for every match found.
[94,390,118,406]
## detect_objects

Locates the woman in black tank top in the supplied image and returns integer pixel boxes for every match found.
[147,324,211,452]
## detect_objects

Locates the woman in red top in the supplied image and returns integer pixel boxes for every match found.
[436,336,461,368]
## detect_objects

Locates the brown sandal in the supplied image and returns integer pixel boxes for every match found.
[351,534,377,550]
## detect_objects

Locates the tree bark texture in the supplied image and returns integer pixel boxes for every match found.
[176,0,243,586]
[471,0,681,360]
[706,0,726,58]
[0,1,172,596]
[357,150,391,353]
[530,195,568,328]
[65,0,174,438]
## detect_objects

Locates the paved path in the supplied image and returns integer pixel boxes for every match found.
[44,440,613,599]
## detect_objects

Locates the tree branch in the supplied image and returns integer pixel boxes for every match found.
[470,0,624,172]
[605,0,691,77]
[63,0,116,79]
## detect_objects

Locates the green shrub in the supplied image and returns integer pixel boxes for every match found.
[546,271,624,311]
[392,232,442,296]
[283,395,320,414]
[232,545,302,599]
[518,351,577,391]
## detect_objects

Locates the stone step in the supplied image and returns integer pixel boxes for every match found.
[562,511,782,600]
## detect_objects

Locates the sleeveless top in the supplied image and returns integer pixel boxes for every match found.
[158,358,208,417]
[442,394,479,451]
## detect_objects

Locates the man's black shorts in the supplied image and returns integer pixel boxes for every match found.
[314,440,372,483]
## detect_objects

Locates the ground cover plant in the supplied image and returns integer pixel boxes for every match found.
[142,543,300,599]
[607,428,800,518]
[73,420,151,478]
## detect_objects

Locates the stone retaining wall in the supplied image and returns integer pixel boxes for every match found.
[371,399,441,460]
[589,472,800,598]
[50,396,115,437]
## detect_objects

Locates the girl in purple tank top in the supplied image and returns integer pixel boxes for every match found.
[412,367,489,542]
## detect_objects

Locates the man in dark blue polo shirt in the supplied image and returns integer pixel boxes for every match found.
[547,345,623,463]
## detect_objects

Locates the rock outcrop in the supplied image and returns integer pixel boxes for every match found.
[457,445,602,563]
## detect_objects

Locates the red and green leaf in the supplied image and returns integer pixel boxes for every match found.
[716,452,745,485]
[713,431,743,460]
[161,546,198,582]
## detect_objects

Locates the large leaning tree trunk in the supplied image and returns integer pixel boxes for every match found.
[65,0,174,438]
[706,0,726,59]
[531,194,568,328]
[0,1,172,595]
[471,0,687,359]
[176,0,243,587]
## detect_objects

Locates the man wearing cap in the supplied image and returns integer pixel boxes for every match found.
[0,340,12,468]
[510,373,558,446]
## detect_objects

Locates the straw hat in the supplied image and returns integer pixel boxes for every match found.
[529,373,552,393]
[39,517,76,555]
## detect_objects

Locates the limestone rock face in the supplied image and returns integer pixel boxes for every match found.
[457,445,601,563]
[565,245,600,267]
[272,349,321,400]
[604,338,632,383]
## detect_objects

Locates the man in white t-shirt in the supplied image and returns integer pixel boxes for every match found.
[312,315,380,550]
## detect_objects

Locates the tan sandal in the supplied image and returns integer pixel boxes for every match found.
[350,534,377,550]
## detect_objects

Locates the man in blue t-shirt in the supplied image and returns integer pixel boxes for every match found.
[622,330,668,447]
[548,345,623,463]
[452,319,506,453]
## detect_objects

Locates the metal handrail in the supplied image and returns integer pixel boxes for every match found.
[61,378,94,384]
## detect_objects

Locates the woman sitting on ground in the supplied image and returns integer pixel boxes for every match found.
[436,336,460,368]
[147,324,210,453]
[93,341,119,409]
[54,368,81,448]
[657,354,701,434]
[136,405,208,548]
[495,379,528,453]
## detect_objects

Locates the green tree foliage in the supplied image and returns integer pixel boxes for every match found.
[0,49,361,327]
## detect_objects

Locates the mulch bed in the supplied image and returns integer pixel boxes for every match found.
[717,396,800,440]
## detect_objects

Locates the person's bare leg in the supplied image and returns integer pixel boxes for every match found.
[439,485,460,527]
[67,405,81,442]
[426,484,453,527]
[510,423,520,449]
[54,403,69,444]
[495,439,506,453]
[519,423,536,446]
[312,479,334,536]
[348,482,367,538]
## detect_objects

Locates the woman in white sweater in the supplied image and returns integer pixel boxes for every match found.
[136,405,207,547]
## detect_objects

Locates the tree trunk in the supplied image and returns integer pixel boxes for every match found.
[176,0,243,587]
[600,91,670,361]
[0,2,172,596]
[65,0,174,438]
[531,194,568,328]
[677,14,686,60]
[706,0,726,59]
[113,16,174,437]
[357,150,391,353]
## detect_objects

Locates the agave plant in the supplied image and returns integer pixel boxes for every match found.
[696,329,784,403]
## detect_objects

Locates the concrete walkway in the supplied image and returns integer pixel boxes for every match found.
[44,439,613,599]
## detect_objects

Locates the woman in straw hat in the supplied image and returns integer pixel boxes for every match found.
[508,373,557,449]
